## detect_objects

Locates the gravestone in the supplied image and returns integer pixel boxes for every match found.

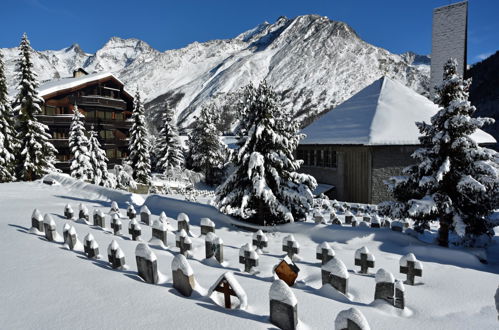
[172,254,195,297]
[316,242,335,265]
[200,218,215,235]
[111,214,122,235]
[391,221,404,232]
[239,243,259,273]
[314,212,326,224]
[107,240,125,269]
[354,246,375,274]
[64,204,74,219]
[374,268,405,309]
[43,214,57,241]
[334,307,370,330]
[344,211,353,225]
[83,233,99,258]
[350,204,359,214]
[140,205,151,225]
[128,219,142,241]
[358,221,369,228]
[252,230,268,252]
[269,279,298,330]
[31,209,44,232]
[110,201,119,213]
[399,253,423,285]
[177,213,190,233]
[205,232,223,263]
[135,243,158,284]
[175,229,192,256]
[351,219,358,227]
[151,219,168,246]
[332,218,343,226]
[65,226,78,250]
[275,256,300,286]
[282,235,300,259]
[127,205,136,219]
[330,210,338,223]
[362,214,371,223]
[394,280,405,309]
[63,223,71,243]
[209,272,248,309]
[322,257,349,295]
[78,204,89,221]
[370,215,381,228]
[382,218,392,228]
[93,209,106,228]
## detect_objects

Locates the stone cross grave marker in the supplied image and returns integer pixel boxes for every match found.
[269,279,298,330]
[177,213,190,233]
[128,219,142,241]
[107,240,125,269]
[200,217,215,235]
[110,201,119,213]
[205,232,223,263]
[65,226,78,250]
[252,230,268,252]
[151,219,168,246]
[316,242,335,265]
[370,215,381,228]
[354,246,375,274]
[382,218,392,228]
[399,253,423,285]
[83,233,99,258]
[31,209,44,232]
[63,223,71,243]
[127,205,136,220]
[140,205,151,225]
[214,278,237,308]
[175,229,192,256]
[362,214,371,223]
[209,272,247,309]
[374,268,405,309]
[172,254,195,297]
[334,307,370,330]
[78,204,89,221]
[64,204,74,219]
[282,235,300,259]
[239,243,259,273]
[135,243,158,284]
[111,214,122,235]
[43,214,57,241]
[322,257,349,294]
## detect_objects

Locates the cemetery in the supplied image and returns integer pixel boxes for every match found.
[0,174,498,329]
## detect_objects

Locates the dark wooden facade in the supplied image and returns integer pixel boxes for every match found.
[38,73,133,172]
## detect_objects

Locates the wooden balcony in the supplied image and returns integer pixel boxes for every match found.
[49,138,129,148]
[75,95,127,110]
[36,115,132,130]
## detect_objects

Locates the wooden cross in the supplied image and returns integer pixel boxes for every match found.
[79,210,89,221]
[252,235,267,250]
[111,219,121,235]
[176,236,192,256]
[316,247,334,265]
[282,240,299,259]
[239,250,258,273]
[129,225,141,241]
[214,278,237,308]
[400,260,422,285]
[355,253,374,273]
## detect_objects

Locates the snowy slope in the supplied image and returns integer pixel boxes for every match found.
[0,175,498,329]
[0,15,430,131]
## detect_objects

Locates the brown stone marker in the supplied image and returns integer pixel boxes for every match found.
[275,256,300,286]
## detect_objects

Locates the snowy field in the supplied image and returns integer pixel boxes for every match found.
[1,174,498,329]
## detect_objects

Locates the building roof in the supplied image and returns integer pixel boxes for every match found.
[301,76,496,146]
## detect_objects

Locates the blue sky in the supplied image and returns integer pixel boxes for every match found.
[1,0,497,63]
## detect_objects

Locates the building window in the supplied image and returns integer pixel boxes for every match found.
[298,148,336,168]
[100,130,114,139]
[106,148,116,159]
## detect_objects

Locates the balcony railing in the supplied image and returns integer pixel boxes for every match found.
[75,95,127,110]
[36,115,131,130]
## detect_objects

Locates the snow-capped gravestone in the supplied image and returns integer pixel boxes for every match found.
[65,226,78,250]
[83,233,99,259]
[64,204,74,219]
[358,221,369,228]
[330,210,338,222]
[370,215,381,228]
[391,220,404,232]
[269,279,298,330]
[200,218,215,235]
[275,256,300,286]
[31,209,44,232]
[351,219,358,227]
[282,235,300,260]
[316,242,335,265]
[239,243,259,273]
[382,218,392,228]
[322,257,349,294]
[209,272,248,309]
[110,201,119,213]
[332,218,342,226]
[252,230,268,252]
[135,243,158,284]
[172,254,195,297]
[334,307,371,330]
[314,211,326,224]
[111,214,122,235]
[78,204,89,221]
[151,219,168,246]
[175,229,192,256]
[362,214,371,223]
[128,219,141,241]
[205,232,223,263]
[93,209,105,228]
[355,247,375,274]
[63,223,71,243]
[399,253,423,285]
[177,213,190,233]
[43,214,57,241]
[140,205,151,225]
[107,240,125,269]
[374,268,405,309]
[126,205,136,219]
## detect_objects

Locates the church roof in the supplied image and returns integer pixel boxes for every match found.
[301,77,496,145]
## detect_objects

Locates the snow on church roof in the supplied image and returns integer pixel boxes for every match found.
[301,77,496,146]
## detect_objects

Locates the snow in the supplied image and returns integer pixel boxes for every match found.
[335,308,371,330]
[43,214,55,227]
[84,233,95,243]
[152,219,167,231]
[316,242,335,256]
[399,253,423,270]
[108,240,119,254]
[253,229,268,241]
[355,246,374,261]
[301,77,496,145]
[177,212,190,223]
[172,254,194,276]
[38,72,126,98]
[135,243,157,261]
[31,209,42,221]
[140,205,151,215]
[269,279,298,306]
[208,272,248,310]
[375,268,395,283]
[128,219,141,230]
[205,232,218,243]
[200,218,215,227]
[395,280,405,292]
[322,258,349,278]
[283,234,298,247]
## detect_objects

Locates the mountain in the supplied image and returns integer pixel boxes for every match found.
[0,15,430,132]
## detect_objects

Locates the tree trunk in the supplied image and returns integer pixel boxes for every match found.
[438,214,451,247]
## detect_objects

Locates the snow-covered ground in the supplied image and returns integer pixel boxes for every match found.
[1,174,498,329]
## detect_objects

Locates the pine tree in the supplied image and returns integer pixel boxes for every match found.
[381,59,499,247]
[187,105,227,185]
[128,89,151,184]
[88,127,112,187]
[214,81,317,225]
[68,105,93,181]
[233,83,257,149]
[156,105,184,174]
[12,33,57,181]
[0,52,18,182]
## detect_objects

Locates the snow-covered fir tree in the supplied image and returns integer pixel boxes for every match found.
[186,105,227,185]
[233,83,257,149]
[68,105,93,181]
[214,81,317,225]
[127,89,151,184]
[12,33,57,181]
[0,52,18,182]
[155,105,184,174]
[380,59,499,247]
[87,127,112,187]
